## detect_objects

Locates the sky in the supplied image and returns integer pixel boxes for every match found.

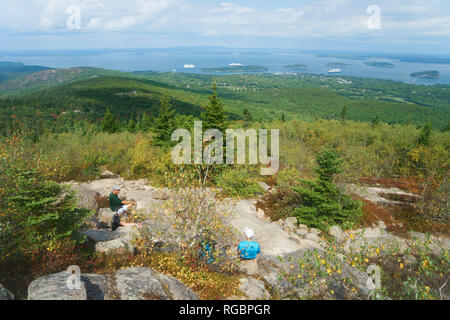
[1,0,449,54]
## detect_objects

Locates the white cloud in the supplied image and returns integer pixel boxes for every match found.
[0,0,181,32]
[210,3,253,14]
[0,0,449,42]
[276,8,304,18]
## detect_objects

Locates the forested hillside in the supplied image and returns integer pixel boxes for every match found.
[0,61,50,83]
[0,66,449,137]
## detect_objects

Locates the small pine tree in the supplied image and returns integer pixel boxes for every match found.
[292,149,361,230]
[372,114,381,127]
[101,108,120,133]
[315,149,344,183]
[139,113,152,133]
[153,96,177,147]
[202,82,227,133]
[127,118,137,133]
[417,121,432,146]
[243,108,253,126]
[341,105,348,121]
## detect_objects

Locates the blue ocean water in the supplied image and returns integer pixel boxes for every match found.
[1,48,450,85]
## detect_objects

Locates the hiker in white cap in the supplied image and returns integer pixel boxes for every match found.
[109,185,138,231]
[237,227,261,275]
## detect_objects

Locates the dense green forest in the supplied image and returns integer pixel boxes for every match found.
[0,65,449,137]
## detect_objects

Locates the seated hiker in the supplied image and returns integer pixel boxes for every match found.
[237,227,261,275]
[109,185,139,231]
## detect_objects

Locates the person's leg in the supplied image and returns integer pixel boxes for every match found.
[240,258,258,275]
[247,258,258,275]
[116,205,129,216]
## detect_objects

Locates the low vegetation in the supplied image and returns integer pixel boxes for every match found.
[0,72,448,300]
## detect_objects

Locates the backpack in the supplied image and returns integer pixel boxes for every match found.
[111,214,121,231]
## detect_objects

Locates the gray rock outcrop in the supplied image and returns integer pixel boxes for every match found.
[28,271,87,300]
[28,267,198,300]
[114,267,199,300]
[97,208,115,229]
[238,277,270,300]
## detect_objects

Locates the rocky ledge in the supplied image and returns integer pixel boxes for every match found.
[27,267,199,301]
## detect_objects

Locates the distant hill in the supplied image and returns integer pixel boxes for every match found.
[0,61,51,83]
[0,66,131,96]
[0,67,449,136]
[0,75,234,135]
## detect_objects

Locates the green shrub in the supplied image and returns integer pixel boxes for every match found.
[292,149,362,230]
[0,135,89,260]
[215,167,263,197]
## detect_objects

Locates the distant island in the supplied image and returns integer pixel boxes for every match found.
[201,65,268,73]
[410,70,440,79]
[364,61,395,68]
[325,62,351,68]
[282,64,308,70]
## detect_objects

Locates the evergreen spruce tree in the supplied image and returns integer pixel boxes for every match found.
[372,114,381,127]
[0,137,89,258]
[341,105,348,122]
[153,96,176,147]
[100,108,119,133]
[292,149,361,230]
[139,112,152,133]
[417,121,432,146]
[243,108,253,126]
[127,118,137,133]
[202,82,227,133]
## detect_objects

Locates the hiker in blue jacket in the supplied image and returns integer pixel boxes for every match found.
[237,227,261,275]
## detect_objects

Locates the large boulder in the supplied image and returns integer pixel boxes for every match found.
[0,283,14,300]
[114,267,199,300]
[257,249,371,300]
[305,233,320,243]
[100,168,119,179]
[70,184,100,213]
[28,271,87,300]
[82,226,138,254]
[329,225,343,241]
[282,217,298,234]
[82,227,132,242]
[80,274,111,300]
[238,277,271,300]
[410,231,450,255]
[27,268,199,300]
[295,228,309,237]
[257,256,297,298]
[343,228,408,254]
[95,237,134,255]
[97,208,115,229]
